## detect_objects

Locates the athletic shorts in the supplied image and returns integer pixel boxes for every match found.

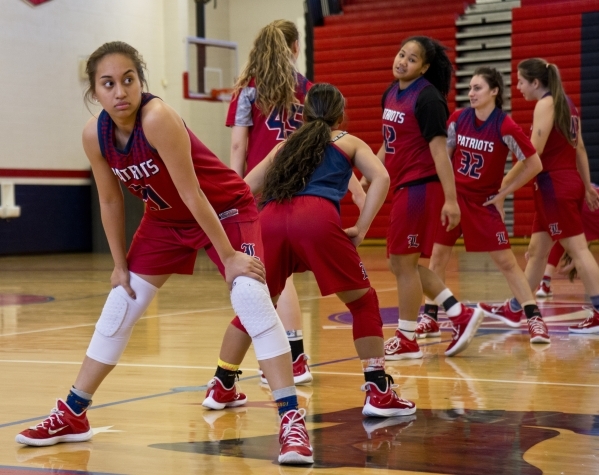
[127,216,264,276]
[260,195,370,297]
[532,171,584,240]
[387,180,444,258]
[434,193,510,252]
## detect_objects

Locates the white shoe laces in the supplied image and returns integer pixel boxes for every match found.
[528,316,547,335]
[280,408,309,447]
[416,315,434,332]
[31,407,63,430]
[384,336,400,352]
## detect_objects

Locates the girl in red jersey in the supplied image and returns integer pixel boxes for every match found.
[371,36,484,359]
[422,67,548,343]
[536,183,599,298]
[226,19,365,385]
[15,42,313,465]
[246,82,416,418]
[226,20,311,384]
[480,58,599,335]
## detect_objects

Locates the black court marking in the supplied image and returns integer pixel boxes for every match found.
[150,407,599,472]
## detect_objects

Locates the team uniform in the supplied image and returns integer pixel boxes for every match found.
[436,107,537,251]
[261,132,370,298]
[546,183,599,267]
[226,72,312,175]
[531,95,584,240]
[259,131,416,417]
[99,93,263,274]
[382,77,449,258]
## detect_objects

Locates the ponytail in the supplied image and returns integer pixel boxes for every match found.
[261,84,345,205]
[518,58,575,146]
[402,36,453,97]
[234,20,298,116]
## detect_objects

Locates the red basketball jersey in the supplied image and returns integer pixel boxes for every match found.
[537,96,579,173]
[226,73,312,175]
[382,77,441,190]
[98,94,256,226]
[447,108,536,197]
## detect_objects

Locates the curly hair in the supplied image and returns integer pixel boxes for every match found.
[401,36,453,97]
[518,58,575,147]
[234,20,298,116]
[260,83,345,205]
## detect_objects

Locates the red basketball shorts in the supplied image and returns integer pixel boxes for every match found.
[532,171,584,241]
[260,195,370,297]
[127,216,264,276]
[435,193,510,252]
[387,180,444,258]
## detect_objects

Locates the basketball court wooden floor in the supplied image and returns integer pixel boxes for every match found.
[1,245,598,475]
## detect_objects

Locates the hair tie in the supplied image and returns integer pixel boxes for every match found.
[545,62,550,69]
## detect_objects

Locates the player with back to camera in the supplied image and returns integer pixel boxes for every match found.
[478,58,599,336]
[15,41,313,465]
[225,20,366,385]
[368,36,484,359]
[426,66,549,343]
[245,82,417,418]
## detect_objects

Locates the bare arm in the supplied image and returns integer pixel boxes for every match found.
[429,135,460,231]
[230,126,249,176]
[345,136,390,247]
[142,101,265,287]
[575,122,599,211]
[360,143,386,190]
[348,173,366,211]
[485,153,542,221]
[244,142,283,195]
[82,118,136,297]
[530,97,554,155]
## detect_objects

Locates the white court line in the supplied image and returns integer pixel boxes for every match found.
[1,359,598,389]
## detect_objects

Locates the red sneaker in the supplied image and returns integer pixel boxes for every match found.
[15,399,93,447]
[478,300,522,328]
[569,308,599,334]
[445,306,484,357]
[202,376,247,410]
[384,330,423,361]
[278,409,314,464]
[362,376,417,417]
[528,316,550,343]
[535,281,553,298]
[260,353,313,386]
[415,314,441,338]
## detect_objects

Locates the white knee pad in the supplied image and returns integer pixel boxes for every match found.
[86,273,158,365]
[230,276,290,360]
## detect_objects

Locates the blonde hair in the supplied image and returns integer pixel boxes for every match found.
[518,58,575,147]
[234,20,298,116]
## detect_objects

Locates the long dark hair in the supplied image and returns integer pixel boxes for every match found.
[84,41,148,106]
[518,58,574,146]
[402,36,453,97]
[473,66,504,109]
[260,83,345,205]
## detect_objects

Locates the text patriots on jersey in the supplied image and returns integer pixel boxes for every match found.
[457,134,494,152]
[112,159,160,182]
[382,108,405,124]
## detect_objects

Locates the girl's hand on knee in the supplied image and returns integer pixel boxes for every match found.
[111,266,136,299]
[224,252,266,289]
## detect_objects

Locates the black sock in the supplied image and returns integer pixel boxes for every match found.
[364,370,387,392]
[442,296,459,312]
[424,303,439,321]
[215,366,240,388]
[289,339,305,362]
[524,304,542,320]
